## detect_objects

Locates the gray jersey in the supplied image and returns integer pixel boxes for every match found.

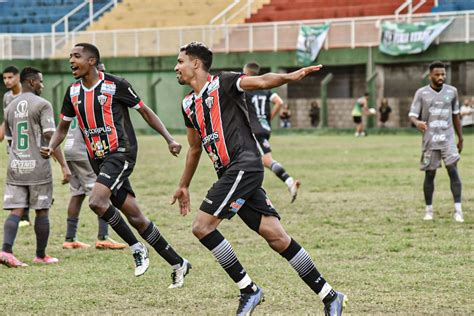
[4,92,56,185]
[409,84,460,150]
[2,90,20,110]
[64,117,88,161]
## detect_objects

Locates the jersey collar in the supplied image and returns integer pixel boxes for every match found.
[194,74,213,99]
[81,71,104,92]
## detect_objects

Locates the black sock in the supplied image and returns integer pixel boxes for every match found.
[423,170,436,205]
[97,216,109,240]
[199,230,255,294]
[280,238,336,305]
[140,222,183,267]
[100,205,139,246]
[20,208,30,222]
[2,214,20,253]
[447,165,462,203]
[35,216,50,258]
[270,161,290,182]
[65,217,79,242]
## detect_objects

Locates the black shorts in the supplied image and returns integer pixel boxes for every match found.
[353,116,362,124]
[200,169,280,232]
[255,133,272,154]
[89,153,136,208]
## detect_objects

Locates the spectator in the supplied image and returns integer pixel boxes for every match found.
[460,98,473,128]
[309,101,320,127]
[379,98,392,128]
[280,104,291,128]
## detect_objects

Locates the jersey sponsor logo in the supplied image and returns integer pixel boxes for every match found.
[429,120,449,128]
[14,100,28,118]
[97,94,108,106]
[432,134,447,142]
[92,140,109,158]
[205,96,214,109]
[202,131,219,146]
[229,198,245,213]
[100,82,116,95]
[70,85,81,97]
[10,159,36,173]
[203,197,213,205]
[429,108,450,116]
[83,126,113,137]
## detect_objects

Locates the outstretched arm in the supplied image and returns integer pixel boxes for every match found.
[239,65,323,91]
[171,128,202,216]
[137,105,182,156]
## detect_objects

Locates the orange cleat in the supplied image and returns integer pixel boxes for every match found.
[62,240,91,249]
[95,238,127,250]
[0,251,28,268]
[33,255,59,264]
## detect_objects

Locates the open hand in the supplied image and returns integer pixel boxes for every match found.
[288,64,323,81]
[415,121,427,132]
[170,187,190,216]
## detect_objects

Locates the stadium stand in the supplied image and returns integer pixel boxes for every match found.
[0,0,112,33]
[432,0,474,12]
[245,0,435,22]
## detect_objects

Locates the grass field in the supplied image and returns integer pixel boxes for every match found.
[0,134,472,315]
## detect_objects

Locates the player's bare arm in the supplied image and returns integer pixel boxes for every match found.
[171,127,202,216]
[136,105,181,157]
[409,116,427,132]
[239,65,323,91]
[452,113,463,153]
[44,130,71,184]
[270,94,283,120]
[40,119,71,159]
[0,121,5,142]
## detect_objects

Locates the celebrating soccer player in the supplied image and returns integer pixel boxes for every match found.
[42,43,191,287]
[171,42,346,316]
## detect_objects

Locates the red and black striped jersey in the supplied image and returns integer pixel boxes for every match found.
[181,72,262,176]
[61,72,143,160]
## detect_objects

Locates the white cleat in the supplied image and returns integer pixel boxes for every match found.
[168,259,192,289]
[454,212,464,223]
[133,243,149,277]
[423,212,433,221]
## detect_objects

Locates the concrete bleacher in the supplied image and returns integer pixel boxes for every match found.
[0,0,111,33]
[432,0,474,12]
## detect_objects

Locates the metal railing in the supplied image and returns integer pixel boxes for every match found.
[395,0,428,21]
[1,10,473,60]
[210,0,254,25]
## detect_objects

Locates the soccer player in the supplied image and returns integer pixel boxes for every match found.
[1,66,31,228]
[0,67,71,267]
[171,42,346,316]
[351,93,369,137]
[243,62,300,203]
[42,43,191,287]
[409,61,464,222]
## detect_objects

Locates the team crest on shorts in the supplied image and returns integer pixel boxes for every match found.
[97,94,108,106]
[229,198,246,213]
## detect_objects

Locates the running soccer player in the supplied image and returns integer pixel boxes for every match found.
[409,61,464,222]
[1,66,31,228]
[0,67,71,267]
[243,62,300,202]
[171,42,346,316]
[42,43,191,287]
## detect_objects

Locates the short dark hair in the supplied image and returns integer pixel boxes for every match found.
[429,61,446,72]
[2,65,19,75]
[364,92,369,97]
[75,42,101,66]
[180,41,213,71]
[244,62,260,75]
[20,67,42,83]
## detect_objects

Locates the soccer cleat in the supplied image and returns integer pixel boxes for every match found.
[0,251,28,268]
[63,240,91,249]
[454,212,464,223]
[18,220,31,228]
[133,243,149,277]
[324,292,347,316]
[289,180,301,203]
[168,259,192,289]
[236,286,264,316]
[33,255,59,264]
[423,211,433,221]
[95,238,127,250]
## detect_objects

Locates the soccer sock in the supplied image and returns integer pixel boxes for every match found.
[97,216,109,240]
[2,214,20,253]
[139,222,183,268]
[65,217,79,242]
[20,208,30,222]
[34,216,50,259]
[100,205,139,246]
[270,161,291,184]
[446,165,462,204]
[423,170,436,206]
[280,238,336,305]
[200,230,256,294]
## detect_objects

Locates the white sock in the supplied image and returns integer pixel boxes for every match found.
[130,242,143,253]
[454,203,462,213]
[285,177,294,188]
[426,205,433,213]
[237,274,252,289]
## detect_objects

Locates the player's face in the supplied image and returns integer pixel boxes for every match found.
[2,72,19,90]
[30,73,44,96]
[69,46,95,79]
[429,67,446,88]
[175,51,196,85]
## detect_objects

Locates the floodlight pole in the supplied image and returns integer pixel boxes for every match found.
[320,73,333,128]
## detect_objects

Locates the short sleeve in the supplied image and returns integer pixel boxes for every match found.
[452,88,460,115]
[61,86,76,121]
[41,101,56,133]
[181,107,194,128]
[220,72,246,97]
[409,89,422,118]
[116,78,144,110]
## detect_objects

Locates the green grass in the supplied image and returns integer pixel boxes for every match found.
[0,134,472,315]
